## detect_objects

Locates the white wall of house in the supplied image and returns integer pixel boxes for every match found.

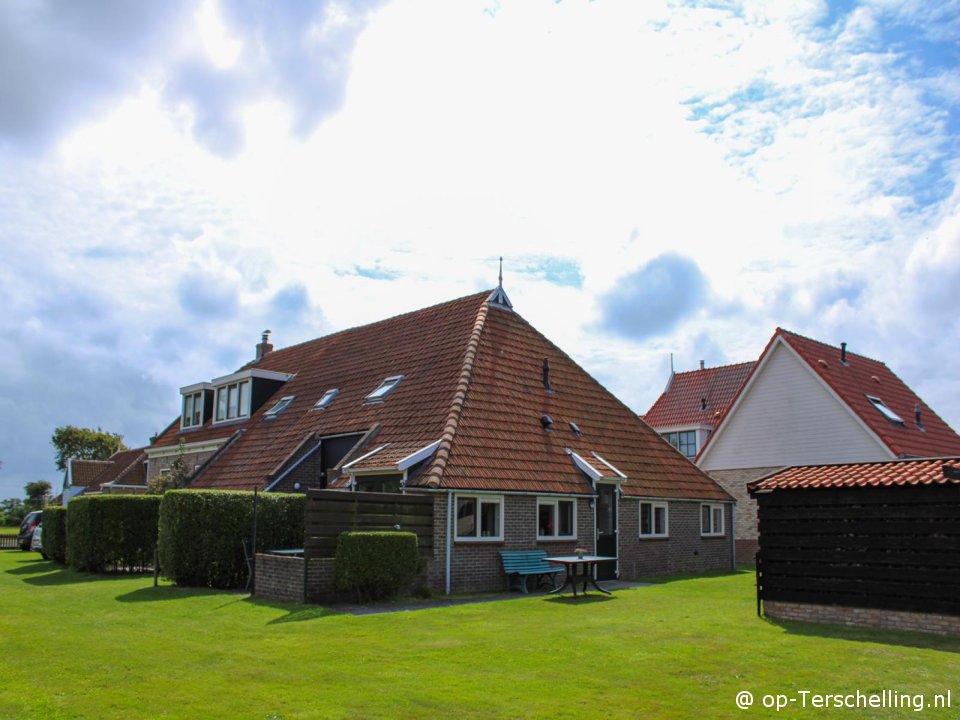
[698,341,892,471]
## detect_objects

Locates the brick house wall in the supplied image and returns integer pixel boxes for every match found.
[145,448,219,484]
[707,466,782,562]
[271,449,323,493]
[618,499,733,578]
[429,493,733,595]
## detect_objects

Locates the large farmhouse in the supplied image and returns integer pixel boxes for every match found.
[147,287,734,592]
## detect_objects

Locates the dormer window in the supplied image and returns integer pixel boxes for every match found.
[182,392,204,428]
[216,379,250,423]
[866,395,904,425]
[209,368,293,425]
[264,396,295,419]
[314,388,339,410]
[365,375,403,403]
[179,382,214,430]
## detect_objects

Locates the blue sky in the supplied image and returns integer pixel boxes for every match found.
[0,0,958,498]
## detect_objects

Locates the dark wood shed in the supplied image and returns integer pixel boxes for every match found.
[750,457,960,636]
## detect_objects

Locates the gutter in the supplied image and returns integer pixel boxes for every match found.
[445,491,453,596]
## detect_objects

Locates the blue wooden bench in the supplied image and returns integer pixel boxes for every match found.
[500,550,563,594]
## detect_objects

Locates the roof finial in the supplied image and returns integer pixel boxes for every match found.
[487,256,513,311]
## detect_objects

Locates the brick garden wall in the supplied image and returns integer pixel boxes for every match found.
[254,554,336,604]
[765,600,960,637]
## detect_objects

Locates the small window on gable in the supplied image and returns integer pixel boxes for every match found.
[314,388,339,410]
[366,375,403,402]
[866,395,904,425]
[264,396,295,419]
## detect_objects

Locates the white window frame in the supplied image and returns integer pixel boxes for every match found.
[214,379,251,424]
[454,494,504,541]
[314,388,340,410]
[639,501,669,538]
[181,391,204,430]
[701,503,725,537]
[536,497,577,540]
[264,395,295,418]
[365,375,404,403]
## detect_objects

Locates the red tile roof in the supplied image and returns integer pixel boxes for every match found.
[154,290,731,501]
[643,361,754,429]
[698,328,960,460]
[155,292,491,490]
[69,450,147,493]
[750,457,960,492]
[69,460,113,489]
[96,449,147,488]
[410,301,731,500]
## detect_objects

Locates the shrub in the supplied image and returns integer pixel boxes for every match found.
[66,495,161,572]
[335,531,419,602]
[41,506,67,563]
[158,490,304,589]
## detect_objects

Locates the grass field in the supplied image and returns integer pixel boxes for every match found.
[0,525,18,535]
[1,550,958,719]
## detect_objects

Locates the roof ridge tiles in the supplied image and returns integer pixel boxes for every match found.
[776,327,888,367]
[423,300,490,488]
[671,360,754,377]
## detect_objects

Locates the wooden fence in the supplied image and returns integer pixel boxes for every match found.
[0,535,21,550]
[756,485,960,616]
[304,490,434,559]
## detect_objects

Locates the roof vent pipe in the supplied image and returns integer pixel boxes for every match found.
[915,403,924,429]
[256,329,273,360]
[540,414,553,431]
[542,358,553,393]
[840,342,847,364]
[700,397,707,411]
[699,359,705,370]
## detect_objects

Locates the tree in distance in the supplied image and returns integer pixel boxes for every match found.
[51,425,127,472]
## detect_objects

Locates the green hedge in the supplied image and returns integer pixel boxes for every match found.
[158,490,304,589]
[41,506,67,563]
[66,496,161,572]
[335,531,419,602]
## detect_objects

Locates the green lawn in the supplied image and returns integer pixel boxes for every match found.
[1,551,958,719]
[0,525,18,535]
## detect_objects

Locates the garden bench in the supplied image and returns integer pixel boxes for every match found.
[500,550,563,594]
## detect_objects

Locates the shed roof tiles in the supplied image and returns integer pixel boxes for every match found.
[750,457,960,492]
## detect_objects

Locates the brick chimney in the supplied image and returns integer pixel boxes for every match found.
[256,330,273,360]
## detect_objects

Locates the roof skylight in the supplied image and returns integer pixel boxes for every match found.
[314,388,339,410]
[264,396,295,418]
[365,375,403,402]
[866,395,904,425]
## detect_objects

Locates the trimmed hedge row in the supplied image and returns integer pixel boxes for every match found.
[41,506,67,563]
[158,490,304,589]
[335,531,419,602]
[66,496,161,572]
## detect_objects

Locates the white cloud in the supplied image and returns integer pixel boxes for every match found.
[1,0,958,496]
